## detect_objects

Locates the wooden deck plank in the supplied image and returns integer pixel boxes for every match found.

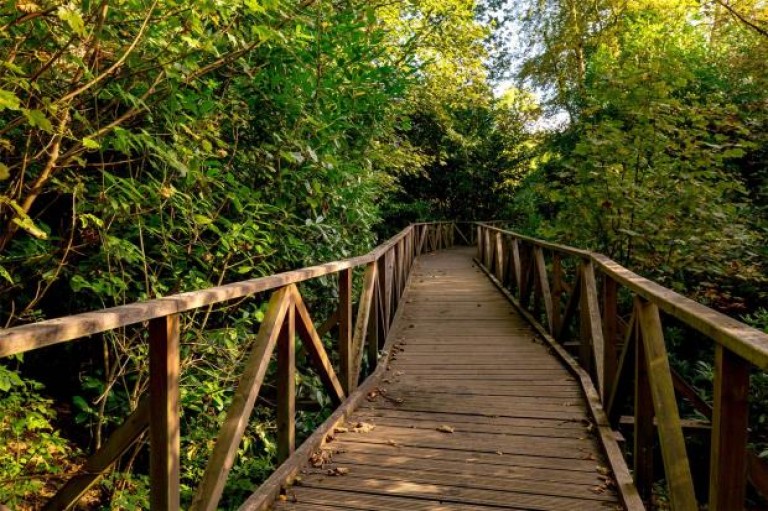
[267,247,624,511]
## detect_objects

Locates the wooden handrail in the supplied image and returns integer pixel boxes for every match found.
[0,221,460,511]
[477,223,768,367]
[0,224,435,358]
[475,222,768,511]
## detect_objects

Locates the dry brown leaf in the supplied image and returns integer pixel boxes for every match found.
[333,426,349,434]
[351,422,375,433]
[309,449,333,467]
[327,467,350,476]
[436,425,455,434]
[596,465,611,476]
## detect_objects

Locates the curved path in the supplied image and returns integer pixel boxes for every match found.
[272,248,623,511]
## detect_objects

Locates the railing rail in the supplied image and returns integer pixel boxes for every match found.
[475,222,768,511]
[0,221,469,511]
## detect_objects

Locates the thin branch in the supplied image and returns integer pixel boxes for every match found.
[715,0,768,38]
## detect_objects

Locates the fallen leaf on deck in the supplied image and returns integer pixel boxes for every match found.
[310,449,333,467]
[596,465,611,476]
[333,426,349,434]
[437,425,455,433]
[327,467,350,476]
[351,422,375,433]
[387,440,400,447]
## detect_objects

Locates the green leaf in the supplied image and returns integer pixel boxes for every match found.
[193,214,214,225]
[57,4,86,36]
[0,89,21,111]
[0,163,9,180]
[72,395,91,412]
[0,265,13,284]
[82,137,101,149]
[23,109,53,132]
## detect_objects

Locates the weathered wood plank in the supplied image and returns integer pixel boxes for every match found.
[637,299,697,511]
[148,314,180,511]
[277,305,296,465]
[533,246,554,334]
[338,269,353,393]
[292,287,346,404]
[580,262,605,398]
[709,345,750,510]
[190,287,291,511]
[351,262,378,386]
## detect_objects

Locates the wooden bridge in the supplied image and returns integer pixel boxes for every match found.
[2,222,768,511]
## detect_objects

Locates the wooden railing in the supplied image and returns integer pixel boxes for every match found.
[0,221,464,511]
[475,222,768,511]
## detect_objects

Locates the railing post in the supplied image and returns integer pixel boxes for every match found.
[338,269,353,394]
[148,314,181,511]
[633,314,654,503]
[496,232,506,284]
[367,284,380,368]
[476,225,482,261]
[277,304,295,464]
[709,345,750,510]
[602,276,619,403]
[551,253,563,336]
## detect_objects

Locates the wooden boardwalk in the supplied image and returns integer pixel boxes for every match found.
[272,248,623,511]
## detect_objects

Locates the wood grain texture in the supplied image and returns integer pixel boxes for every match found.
[260,248,628,511]
[709,345,750,510]
[148,314,180,511]
[636,299,697,511]
[277,305,296,465]
[191,287,292,511]
[476,223,768,370]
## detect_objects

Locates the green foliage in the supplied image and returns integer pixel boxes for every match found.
[507,0,768,310]
[0,368,79,506]
[0,0,494,506]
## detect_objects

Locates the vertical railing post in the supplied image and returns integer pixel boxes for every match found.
[709,345,750,510]
[367,284,380,367]
[277,305,295,464]
[519,244,532,308]
[338,269,353,394]
[476,225,482,261]
[551,253,563,336]
[602,276,619,403]
[494,232,504,282]
[633,315,654,503]
[149,314,181,511]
